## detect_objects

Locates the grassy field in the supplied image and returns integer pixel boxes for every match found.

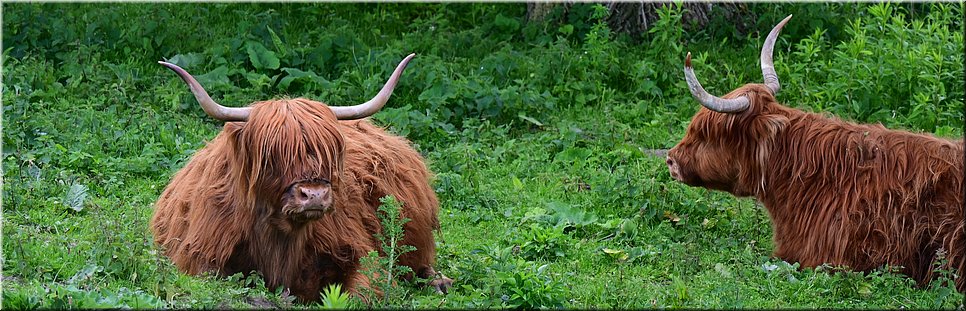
[3,3,964,309]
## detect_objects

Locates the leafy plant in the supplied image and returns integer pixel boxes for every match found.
[320,283,353,309]
[777,3,963,134]
[63,181,88,212]
[497,262,567,309]
[449,244,570,309]
[513,223,569,260]
[357,195,417,307]
[925,249,961,309]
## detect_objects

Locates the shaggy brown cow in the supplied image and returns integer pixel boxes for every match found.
[150,53,452,302]
[666,15,964,291]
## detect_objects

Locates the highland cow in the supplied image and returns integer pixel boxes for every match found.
[666,16,964,291]
[150,54,452,302]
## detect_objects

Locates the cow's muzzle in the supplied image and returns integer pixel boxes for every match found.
[282,179,334,221]
[666,155,683,182]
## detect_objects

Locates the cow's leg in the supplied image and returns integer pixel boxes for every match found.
[418,266,453,294]
[344,269,379,303]
[395,217,452,294]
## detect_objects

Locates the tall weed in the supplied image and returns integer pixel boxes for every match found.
[777,3,963,134]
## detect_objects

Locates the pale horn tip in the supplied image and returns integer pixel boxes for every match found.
[329,53,416,120]
[157,61,184,74]
[399,53,417,69]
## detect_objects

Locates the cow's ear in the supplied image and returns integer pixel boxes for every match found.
[752,113,789,140]
[223,122,253,196]
[750,113,789,177]
[224,122,243,134]
[224,122,244,144]
[224,122,247,165]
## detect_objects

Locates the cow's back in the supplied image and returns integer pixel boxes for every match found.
[765,113,965,290]
[335,119,441,268]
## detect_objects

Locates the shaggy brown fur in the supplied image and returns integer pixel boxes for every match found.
[151,98,447,301]
[668,84,964,291]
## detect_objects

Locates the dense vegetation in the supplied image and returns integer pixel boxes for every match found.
[3,3,964,309]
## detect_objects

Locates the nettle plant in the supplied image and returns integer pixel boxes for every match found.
[778,3,963,135]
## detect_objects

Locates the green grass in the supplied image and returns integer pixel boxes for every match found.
[3,2,964,309]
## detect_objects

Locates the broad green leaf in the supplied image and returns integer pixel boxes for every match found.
[166,53,204,68]
[558,24,574,35]
[278,67,323,90]
[243,71,271,88]
[64,182,88,212]
[67,264,102,284]
[194,66,231,89]
[246,41,280,70]
[602,248,629,261]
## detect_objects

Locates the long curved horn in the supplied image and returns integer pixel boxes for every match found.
[684,52,750,113]
[760,15,792,95]
[329,53,416,120]
[158,61,251,121]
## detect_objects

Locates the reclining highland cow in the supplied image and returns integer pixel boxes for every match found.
[665,16,964,291]
[150,53,452,302]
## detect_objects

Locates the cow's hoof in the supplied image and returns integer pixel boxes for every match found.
[428,275,453,294]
